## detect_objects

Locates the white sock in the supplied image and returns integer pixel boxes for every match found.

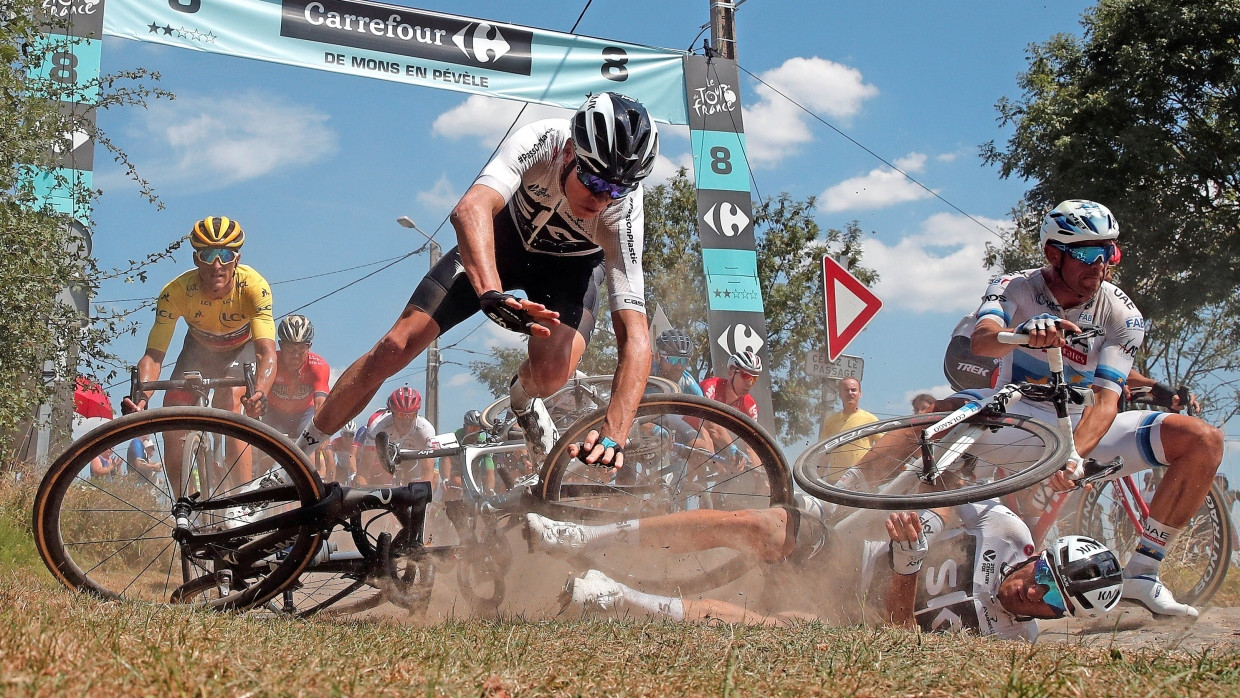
[509,375,534,412]
[618,584,685,620]
[295,421,332,455]
[1125,517,1180,578]
[580,519,640,549]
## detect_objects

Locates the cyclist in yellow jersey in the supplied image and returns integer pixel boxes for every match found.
[122,216,276,499]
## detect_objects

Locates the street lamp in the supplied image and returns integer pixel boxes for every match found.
[397,216,443,430]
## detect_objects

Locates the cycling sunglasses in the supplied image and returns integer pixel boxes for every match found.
[1050,241,1116,266]
[662,355,688,366]
[575,166,635,200]
[1033,553,1069,614]
[194,247,239,265]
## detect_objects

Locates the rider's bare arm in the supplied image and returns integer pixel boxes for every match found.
[601,309,651,443]
[123,349,166,412]
[450,183,506,296]
[972,316,1083,357]
[244,337,278,416]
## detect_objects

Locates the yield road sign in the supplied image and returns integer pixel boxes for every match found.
[822,256,882,362]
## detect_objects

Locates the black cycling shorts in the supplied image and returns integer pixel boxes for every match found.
[408,212,605,340]
[942,334,1001,392]
[168,333,255,403]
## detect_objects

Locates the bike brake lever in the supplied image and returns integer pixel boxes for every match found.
[1074,457,1124,488]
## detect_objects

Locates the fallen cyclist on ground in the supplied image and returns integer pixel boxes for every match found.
[528,500,1122,641]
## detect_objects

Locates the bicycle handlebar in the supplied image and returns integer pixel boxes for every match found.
[997,325,1105,346]
[130,363,257,403]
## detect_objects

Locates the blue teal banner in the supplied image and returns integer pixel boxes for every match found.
[103,0,690,124]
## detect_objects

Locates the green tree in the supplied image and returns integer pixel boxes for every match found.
[470,169,875,445]
[2,6,170,461]
[981,0,1240,421]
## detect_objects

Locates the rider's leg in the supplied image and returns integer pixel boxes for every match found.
[214,384,253,488]
[533,507,795,561]
[512,322,584,406]
[309,305,439,439]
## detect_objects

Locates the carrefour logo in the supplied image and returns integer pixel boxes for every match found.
[283,0,532,75]
[716,323,764,356]
[702,202,750,238]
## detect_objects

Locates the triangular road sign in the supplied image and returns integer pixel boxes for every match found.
[823,256,882,362]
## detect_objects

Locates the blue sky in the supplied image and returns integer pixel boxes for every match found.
[84,0,1239,479]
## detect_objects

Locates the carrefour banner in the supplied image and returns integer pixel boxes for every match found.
[103,0,689,124]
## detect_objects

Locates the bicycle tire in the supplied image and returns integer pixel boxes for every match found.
[537,394,791,596]
[33,407,324,611]
[478,374,679,432]
[1077,480,1231,606]
[793,411,1068,511]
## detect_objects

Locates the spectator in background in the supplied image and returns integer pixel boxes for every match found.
[90,448,118,479]
[127,436,164,487]
[910,393,936,414]
[817,378,878,471]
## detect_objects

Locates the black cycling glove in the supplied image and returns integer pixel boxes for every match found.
[479,291,534,335]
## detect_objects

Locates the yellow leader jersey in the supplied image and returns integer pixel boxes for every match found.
[146,265,275,353]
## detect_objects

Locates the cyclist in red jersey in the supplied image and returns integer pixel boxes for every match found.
[264,315,331,440]
[699,350,762,421]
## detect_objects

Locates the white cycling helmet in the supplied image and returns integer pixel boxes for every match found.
[1039,200,1120,248]
[277,314,315,344]
[340,420,357,436]
[1043,535,1123,619]
[727,349,763,375]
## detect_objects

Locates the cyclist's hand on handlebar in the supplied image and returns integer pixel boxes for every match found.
[1014,314,1081,349]
[121,396,148,414]
[242,390,268,418]
[567,429,624,470]
[479,290,560,337]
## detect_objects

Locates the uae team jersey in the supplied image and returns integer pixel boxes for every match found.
[268,351,330,414]
[359,411,436,452]
[146,265,276,352]
[975,269,1143,401]
[910,502,1040,641]
[473,118,646,315]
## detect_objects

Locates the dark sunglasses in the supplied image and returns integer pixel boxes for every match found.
[195,247,239,265]
[576,165,635,200]
[1050,241,1115,266]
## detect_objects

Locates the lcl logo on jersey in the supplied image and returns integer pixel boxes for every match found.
[716,323,764,356]
[702,202,750,238]
[453,22,510,63]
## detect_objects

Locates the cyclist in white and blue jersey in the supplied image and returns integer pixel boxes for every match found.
[652,329,703,396]
[961,199,1223,619]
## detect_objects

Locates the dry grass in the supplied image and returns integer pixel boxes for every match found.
[6,472,1240,696]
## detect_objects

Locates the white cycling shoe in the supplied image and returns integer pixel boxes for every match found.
[564,569,625,612]
[1122,574,1199,618]
[513,397,558,459]
[526,513,588,554]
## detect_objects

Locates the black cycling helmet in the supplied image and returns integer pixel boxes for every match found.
[463,409,482,428]
[572,92,659,187]
[655,329,692,358]
[943,313,1000,392]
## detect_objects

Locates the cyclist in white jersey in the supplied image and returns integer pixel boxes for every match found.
[298,93,659,472]
[960,200,1224,618]
[530,502,1121,639]
[356,387,436,487]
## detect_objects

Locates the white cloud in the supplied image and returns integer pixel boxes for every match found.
[416,174,460,214]
[819,152,935,213]
[432,95,569,145]
[863,212,1010,314]
[743,56,878,167]
[902,384,954,404]
[480,321,527,351]
[446,372,474,388]
[131,91,337,190]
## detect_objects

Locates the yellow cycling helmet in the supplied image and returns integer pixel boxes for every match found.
[190,216,245,250]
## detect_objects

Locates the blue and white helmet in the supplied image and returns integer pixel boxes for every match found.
[1039,200,1120,248]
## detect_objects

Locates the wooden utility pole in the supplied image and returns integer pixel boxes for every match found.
[710,0,737,59]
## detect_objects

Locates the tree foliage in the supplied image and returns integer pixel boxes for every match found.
[981,0,1240,421]
[469,169,875,445]
[1,4,170,461]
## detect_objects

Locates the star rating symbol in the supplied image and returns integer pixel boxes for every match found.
[161,24,174,36]
[147,22,159,33]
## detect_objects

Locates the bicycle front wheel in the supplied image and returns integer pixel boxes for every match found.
[793,411,1067,511]
[33,407,324,611]
[1077,480,1231,606]
[538,394,792,595]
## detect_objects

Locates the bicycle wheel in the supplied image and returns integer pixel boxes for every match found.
[793,411,1068,511]
[33,407,324,611]
[538,394,792,595]
[478,375,679,433]
[1077,480,1231,606]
